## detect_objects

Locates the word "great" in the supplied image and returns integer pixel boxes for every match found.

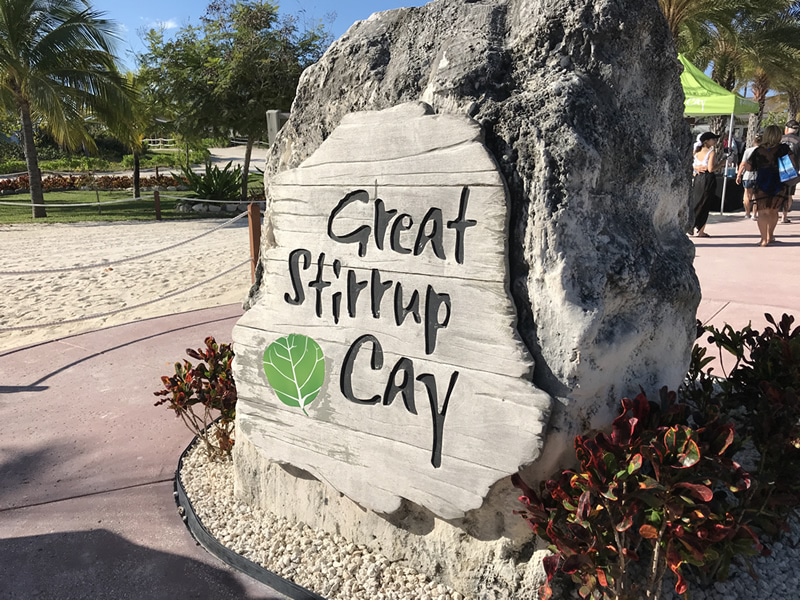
[327,186,476,263]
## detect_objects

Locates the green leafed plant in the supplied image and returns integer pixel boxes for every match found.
[174,160,242,201]
[154,336,237,456]
[263,334,325,415]
[513,389,761,600]
[680,313,800,535]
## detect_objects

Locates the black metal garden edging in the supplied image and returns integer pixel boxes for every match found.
[174,437,324,600]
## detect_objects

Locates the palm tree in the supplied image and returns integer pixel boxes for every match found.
[738,1,800,142]
[116,71,156,200]
[657,0,742,51]
[660,0,799,146]
[0,0,134,218]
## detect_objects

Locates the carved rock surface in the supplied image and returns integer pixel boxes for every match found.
[233,102,552,519]
[262,0,698,436]
[234,0,699,596]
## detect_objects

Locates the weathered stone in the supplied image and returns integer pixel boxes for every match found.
[234,0,699,596]
[233,101,551,519]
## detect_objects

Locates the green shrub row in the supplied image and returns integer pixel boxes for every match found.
[0,149,209,178]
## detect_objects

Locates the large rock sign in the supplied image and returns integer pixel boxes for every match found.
[233,102,551,519]
[233,0,700,596]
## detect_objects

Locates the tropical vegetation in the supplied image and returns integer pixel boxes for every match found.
[1,0,792,221]
[136,0,331,201]
[0,0,135,218]
[516,314,799,600]
[659,0,800,144]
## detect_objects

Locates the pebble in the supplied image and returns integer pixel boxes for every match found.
[179,442,465,599]
[181,440,800,600]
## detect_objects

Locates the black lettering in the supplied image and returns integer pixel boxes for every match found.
[370,269,393,318]
[331,260,343,323]
[374,198,397,250]
[309,252,330,318]
[285,248,311,305]
[424,286,451,355]
[340,335,383,405]
[383,357,417,414]
[414,207,446,260]
[446,187,477,264]
[390,214,413,254]
[328,190,371,257]
[347,270,368,318]
[417,371,459,468]
[393,283,421,326]
[332,292,342,324]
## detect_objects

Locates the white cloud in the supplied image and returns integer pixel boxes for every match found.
[154,19,179,30]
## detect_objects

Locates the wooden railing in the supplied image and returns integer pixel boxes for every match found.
[143,138,179,151]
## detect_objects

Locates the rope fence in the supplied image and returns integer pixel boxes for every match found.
[0,203,263,335]
[0,192,266,208]
[158,193,266,205]
[0,259,249,333]
[0,211,249,275]
[0,197,145,208]
[0,189,267,222]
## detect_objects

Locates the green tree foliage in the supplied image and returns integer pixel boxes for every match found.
[658,0,799,144]
[0,0,135,218]
[137,0,332,200]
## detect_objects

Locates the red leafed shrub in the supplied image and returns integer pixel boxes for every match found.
[142,174,183,189]
[42,175,81,191]
[92,175,133,189]
[682,313,799,533]
[153,337,236,457]
[0,173,185,193]
[513,389,761,600]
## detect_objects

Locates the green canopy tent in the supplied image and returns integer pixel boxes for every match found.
[679,53,760,214]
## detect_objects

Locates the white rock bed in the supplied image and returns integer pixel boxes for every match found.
[179,441,466,600]
[180,437,800,601]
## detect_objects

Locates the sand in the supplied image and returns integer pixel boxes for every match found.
[0,217,254,352]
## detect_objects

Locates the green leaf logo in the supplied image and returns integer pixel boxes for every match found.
[263,334,326,415]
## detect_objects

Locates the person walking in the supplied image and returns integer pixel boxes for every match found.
[780,119,799,223]
[691,132,720,237]
[742,125,795,246]
[735,132,762,220]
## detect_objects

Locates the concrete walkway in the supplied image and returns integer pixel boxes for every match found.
[692,201,800,374]
[0,305,281,599]
[0,205,797,599]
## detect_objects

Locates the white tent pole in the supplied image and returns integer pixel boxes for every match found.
[719,111,736,215]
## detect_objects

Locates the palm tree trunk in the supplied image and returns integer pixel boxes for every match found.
[787,89,799,124]
[133,150,141,198]
[19,102,46,218]
[709,115,726,165]
[241,136,254,202]
[747,114,759,147]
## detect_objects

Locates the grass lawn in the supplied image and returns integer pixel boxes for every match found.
[0,190,200,224]
[0,174,264,225]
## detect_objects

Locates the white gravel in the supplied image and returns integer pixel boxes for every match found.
[179,441,465,600]
[180,440,799,600]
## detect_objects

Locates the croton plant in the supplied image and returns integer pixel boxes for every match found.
[513,389,763,600]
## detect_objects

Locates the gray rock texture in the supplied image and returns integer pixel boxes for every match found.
[237,0,700,596]
[262,0,698,448]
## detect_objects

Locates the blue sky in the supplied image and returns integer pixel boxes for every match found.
[92,0,431,70]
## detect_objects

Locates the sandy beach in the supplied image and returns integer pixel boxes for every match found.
[0,218,253,352]
[0,147,266,353]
